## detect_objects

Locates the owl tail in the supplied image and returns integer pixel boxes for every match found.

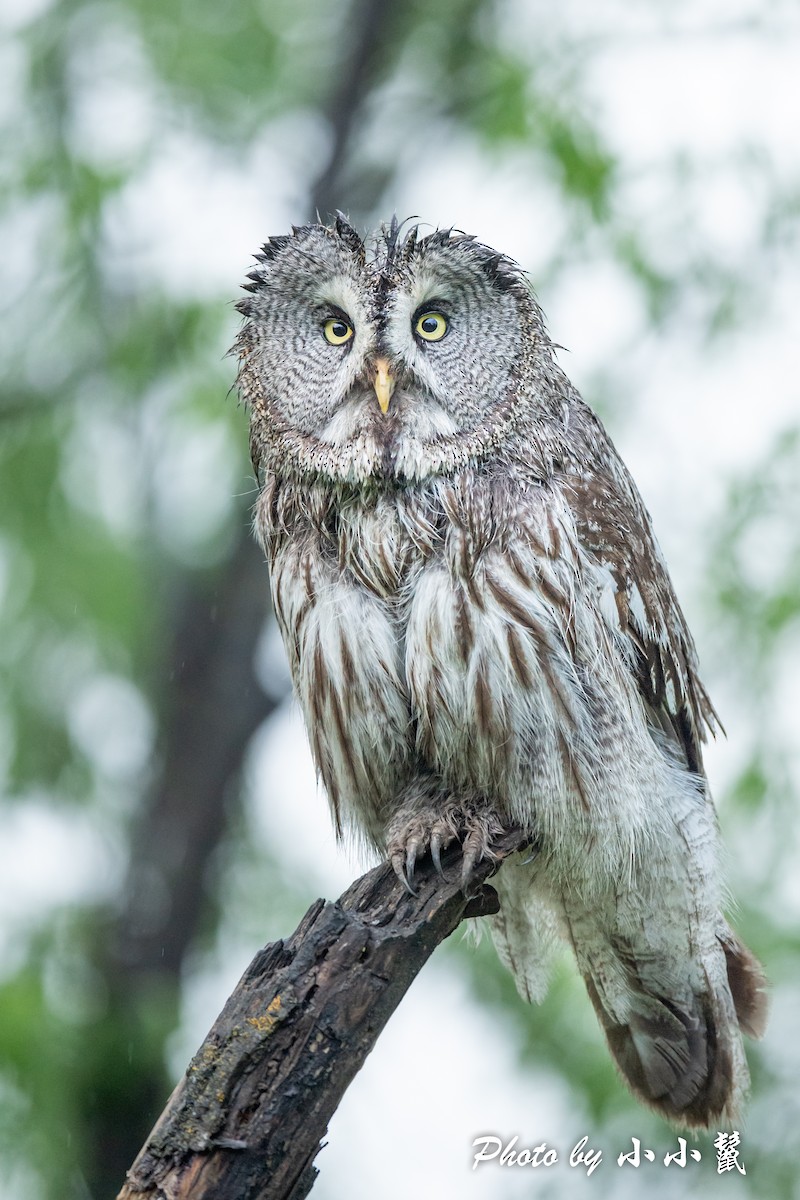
[486,857,767,1127]
[575,917,768,1129]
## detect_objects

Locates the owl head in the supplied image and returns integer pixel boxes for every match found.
[235,215,549,486]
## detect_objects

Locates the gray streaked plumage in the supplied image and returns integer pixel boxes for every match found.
[234,215,767,1127]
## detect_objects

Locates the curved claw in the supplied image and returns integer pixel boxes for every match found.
[405,840,419,888]
[430,830,445,878]
[391,851,417,895]
[460,828,484,894]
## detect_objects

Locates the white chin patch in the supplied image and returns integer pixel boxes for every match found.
[318,394,377,447]
[398,397,458,440]
[392,400,459,480]
[318,390,457,449]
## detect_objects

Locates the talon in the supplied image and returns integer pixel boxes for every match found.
[406,840,419,887]
[430,831,445,877]
[460,830,483,893]
[461,856,478,894]
[391,852,416,895]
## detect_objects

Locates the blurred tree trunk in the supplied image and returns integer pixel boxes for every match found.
[80,1,406,1196]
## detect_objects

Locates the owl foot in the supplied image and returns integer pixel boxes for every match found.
[386,799,506,896]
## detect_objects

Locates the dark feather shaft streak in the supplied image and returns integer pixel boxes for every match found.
[237,216,766,1132]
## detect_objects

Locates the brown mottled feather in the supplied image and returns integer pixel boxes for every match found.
[237,217,766,1130]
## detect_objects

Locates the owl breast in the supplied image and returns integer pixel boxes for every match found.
[259,472,666,872]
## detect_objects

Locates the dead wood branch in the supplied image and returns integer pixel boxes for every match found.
[118,830,529,1200]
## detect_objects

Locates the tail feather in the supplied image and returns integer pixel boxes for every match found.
[595,982,711,1112]
[584,967,743,1126]
[577,920,767,1129]
[487,869,768,1129]
[719,927,769,1040]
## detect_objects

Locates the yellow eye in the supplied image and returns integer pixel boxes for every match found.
[415,311,448,342]
[323,317,354,345]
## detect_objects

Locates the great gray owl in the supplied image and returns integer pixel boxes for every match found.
[234,214,766,1128]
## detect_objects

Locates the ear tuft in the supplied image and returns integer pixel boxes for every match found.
[333,211,366,258]
[255,234,291,263]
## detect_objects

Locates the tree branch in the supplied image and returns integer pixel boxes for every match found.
[117,830,529,1200]
[85,3,427,1190]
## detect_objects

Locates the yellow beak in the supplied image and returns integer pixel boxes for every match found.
[373,357,396,414]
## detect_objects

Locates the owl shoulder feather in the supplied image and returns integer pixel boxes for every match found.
[544,391,721,774]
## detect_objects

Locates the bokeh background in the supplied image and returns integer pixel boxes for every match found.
[1,0,799,1197]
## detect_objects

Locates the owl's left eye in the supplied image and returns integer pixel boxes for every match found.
[323,317,354,345]
[414,311,448,342]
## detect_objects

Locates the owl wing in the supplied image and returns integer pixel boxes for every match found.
[562,410,720,776]
[547,413,768,1128]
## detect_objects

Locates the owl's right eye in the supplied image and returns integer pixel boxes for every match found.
[323,317,354,345]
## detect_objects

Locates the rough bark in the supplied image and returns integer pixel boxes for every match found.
[118,830,529,1200]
